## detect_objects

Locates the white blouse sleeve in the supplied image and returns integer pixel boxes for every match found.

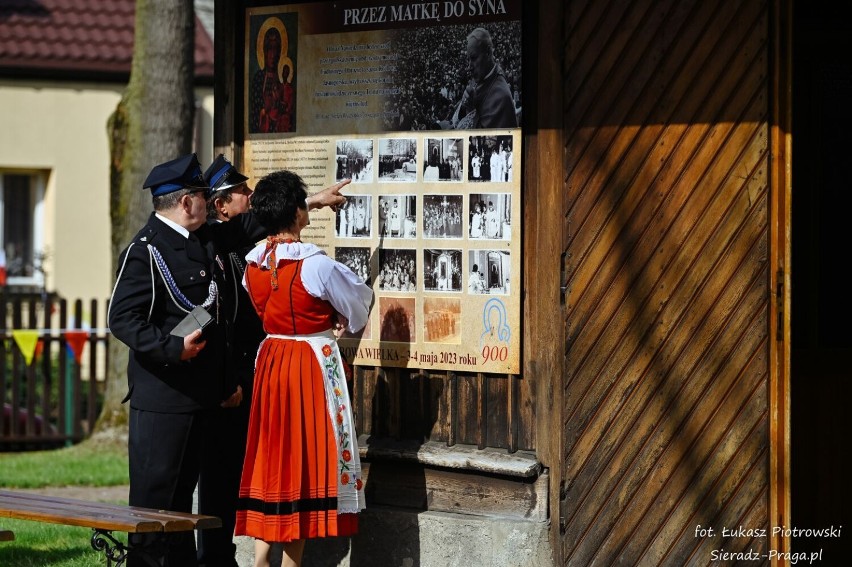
[301,255,373,333]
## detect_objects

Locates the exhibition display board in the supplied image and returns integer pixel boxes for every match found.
[243,0,522,372]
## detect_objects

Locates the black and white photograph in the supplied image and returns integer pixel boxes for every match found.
[378,195,417,239]
[424,138,464,181]
[335,195,372,238]
[381,21,522,131]
[335,138,374,183]
[335,246,371,286]
[423,249,462,292]
[422,194,463,239]
[378,137,418,182]
[423,298,462,344]
[377,248,417,292]
[468,135,514,182]
[379,297,416,343]
[469,193,511,240]
[468,250,511,295]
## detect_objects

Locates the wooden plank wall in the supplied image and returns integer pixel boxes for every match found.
[353,366,534,453]
[560,0,774,564]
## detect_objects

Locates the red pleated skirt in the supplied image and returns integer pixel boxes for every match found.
[235,337,358,542]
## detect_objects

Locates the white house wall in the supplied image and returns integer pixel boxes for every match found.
[0,79,213,303]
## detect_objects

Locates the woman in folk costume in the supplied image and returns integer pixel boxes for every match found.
[235,170,372,567]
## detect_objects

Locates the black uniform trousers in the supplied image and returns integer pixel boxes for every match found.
[196,401,250,567]
[128,407,210,567]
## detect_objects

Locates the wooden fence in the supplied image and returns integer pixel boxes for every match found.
[1,296,110,449]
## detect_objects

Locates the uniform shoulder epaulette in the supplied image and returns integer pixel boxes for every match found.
[135,226,159,245]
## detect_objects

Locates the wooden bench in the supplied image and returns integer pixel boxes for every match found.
[0,490,220,566]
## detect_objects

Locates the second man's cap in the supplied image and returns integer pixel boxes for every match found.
[203,154,250,196]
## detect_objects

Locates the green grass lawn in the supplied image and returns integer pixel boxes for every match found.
[0,439,128,488]
[0,520,123,567]
[0,438,130,566]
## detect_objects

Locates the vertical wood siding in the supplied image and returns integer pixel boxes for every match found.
[561,0,771,564]
[354,366,534,452]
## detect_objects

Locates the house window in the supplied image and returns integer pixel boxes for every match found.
[0,172,45,288]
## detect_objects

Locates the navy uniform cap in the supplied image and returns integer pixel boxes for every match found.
[203,154,250,196]
[143,153,208,197]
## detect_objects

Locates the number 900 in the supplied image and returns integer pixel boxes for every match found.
[481,345,508,363]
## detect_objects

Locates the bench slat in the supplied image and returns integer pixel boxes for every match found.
[0,490,220,533]
[0,490,218,528]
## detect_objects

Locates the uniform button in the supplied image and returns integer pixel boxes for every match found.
[200,270,206,277]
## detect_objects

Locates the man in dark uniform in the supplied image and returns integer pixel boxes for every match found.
[196,155,265,567]
[109,153,348,566]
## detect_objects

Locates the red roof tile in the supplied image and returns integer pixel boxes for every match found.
[0,0,213,80]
